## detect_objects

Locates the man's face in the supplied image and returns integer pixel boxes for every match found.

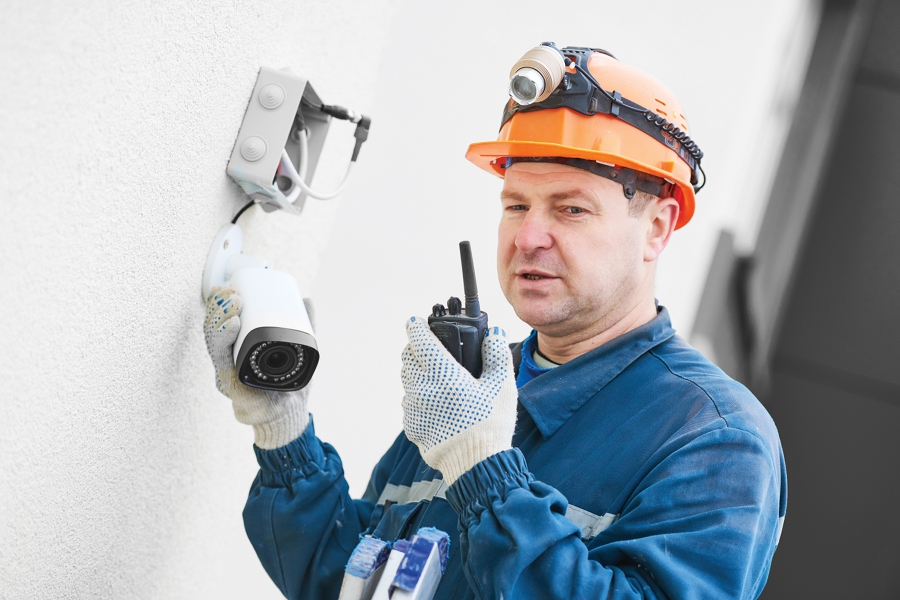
[497,162,654,338]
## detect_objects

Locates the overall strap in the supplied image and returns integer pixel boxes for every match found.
[509,341,523,378]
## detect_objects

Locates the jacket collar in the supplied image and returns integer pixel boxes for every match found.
[517,305,676,438]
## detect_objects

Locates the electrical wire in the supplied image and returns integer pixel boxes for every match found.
[279,130,354,202]
[276,130,311,206]
[695,163,707,193]
[231,200,255,224]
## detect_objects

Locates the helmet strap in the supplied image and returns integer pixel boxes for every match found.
[501,46,704,191]
[501,157,675,200]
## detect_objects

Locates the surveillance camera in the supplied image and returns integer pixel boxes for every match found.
[230,267,319,391]
[202,224,319,392]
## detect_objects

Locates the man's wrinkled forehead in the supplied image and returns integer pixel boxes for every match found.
[501,162,620,204]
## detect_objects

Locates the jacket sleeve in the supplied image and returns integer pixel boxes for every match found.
[444,427,783,599]
[242,417,390,599]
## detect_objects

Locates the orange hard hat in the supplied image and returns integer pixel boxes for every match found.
[466,45,704,229]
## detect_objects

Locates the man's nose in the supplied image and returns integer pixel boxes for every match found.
[515,210,553,253]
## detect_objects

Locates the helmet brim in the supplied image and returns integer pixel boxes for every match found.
[466,139,695,229]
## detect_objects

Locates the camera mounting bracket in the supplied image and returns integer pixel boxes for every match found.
[201,224,270,301]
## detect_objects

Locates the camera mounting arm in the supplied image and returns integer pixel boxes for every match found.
[201,224,268,301]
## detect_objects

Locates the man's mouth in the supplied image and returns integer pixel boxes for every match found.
[518,269,556,281]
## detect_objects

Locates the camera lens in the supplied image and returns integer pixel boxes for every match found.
[263,350,290,373]
[241,336,318,391]
[253,342,306,384]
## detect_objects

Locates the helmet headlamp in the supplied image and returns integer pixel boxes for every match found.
[503,43,705,193]
[470,43,707,229]
[508,43,566,105]
[509,68,545,105]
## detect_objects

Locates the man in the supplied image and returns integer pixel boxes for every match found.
[204,44,786,599]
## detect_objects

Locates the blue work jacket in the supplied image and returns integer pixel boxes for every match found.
[243,307,787,599]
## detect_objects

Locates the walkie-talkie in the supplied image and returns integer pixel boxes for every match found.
[428,241,490,378]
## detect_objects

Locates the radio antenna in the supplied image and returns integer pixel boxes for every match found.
[459,241,480,318]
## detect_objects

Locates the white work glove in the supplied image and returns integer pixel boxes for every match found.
[204,286,310,449]
[401,317,518,485]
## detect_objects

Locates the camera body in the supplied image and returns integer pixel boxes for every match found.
[231,268,319,391]
[202,223,319,392]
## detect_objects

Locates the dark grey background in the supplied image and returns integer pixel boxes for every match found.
[694,0,900,596]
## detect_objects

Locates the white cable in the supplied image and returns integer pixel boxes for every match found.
[297,129,309,183]
[279,130,354,202]
[280,130,310,205]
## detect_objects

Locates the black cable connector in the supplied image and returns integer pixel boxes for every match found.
[298,97,371,169]
[351,115,371,162]
[321,104,357,122]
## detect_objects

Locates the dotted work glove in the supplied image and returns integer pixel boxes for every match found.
[204,286,310,449]
[401,317,518,485]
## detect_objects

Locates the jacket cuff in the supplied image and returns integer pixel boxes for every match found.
[251,404,310,450]
[253,415,323,475]
[444,448,532,516]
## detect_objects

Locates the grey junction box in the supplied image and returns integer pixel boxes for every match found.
[227,67,331,213]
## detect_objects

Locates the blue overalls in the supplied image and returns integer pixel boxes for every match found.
[244,307,787,599]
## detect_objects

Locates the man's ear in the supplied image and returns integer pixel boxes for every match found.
[644,196,679,263]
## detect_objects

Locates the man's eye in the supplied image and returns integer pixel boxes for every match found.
[566,206,585,214]
[507,204,527,211]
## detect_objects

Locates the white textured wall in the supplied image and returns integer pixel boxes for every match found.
[0,1,401,597]
[0,1,815,598]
